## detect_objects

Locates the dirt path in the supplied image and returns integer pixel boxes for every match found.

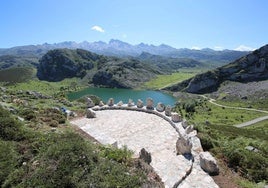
[201,95,268,127]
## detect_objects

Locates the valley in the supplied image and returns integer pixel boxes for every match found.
[0,42,267,188]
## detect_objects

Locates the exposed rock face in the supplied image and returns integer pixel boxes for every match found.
[199,152,219,175]
[37,49,95,81]
[156,102,165,112]
[137,99,144,108]
[171,112,181,122]
[86,97,95,108]
[107,98,114,106]
[165,105,172,116]
[146,98,154,110]
[139,148,152,164]
[86,108,96,118]
[176,135,192,155]
[165,44,268,93]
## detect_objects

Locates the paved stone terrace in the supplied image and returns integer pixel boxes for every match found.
[71,107,218,188]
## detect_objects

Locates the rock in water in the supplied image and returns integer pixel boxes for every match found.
[176,135,192,155]
[86,108,96,118]
[137,99,144,108]
[107,98,114,106]
[199,151,219,175]
[146,98,154,110]
[165,105,172,116]
[156,102,165,112]
[139,148,152,164]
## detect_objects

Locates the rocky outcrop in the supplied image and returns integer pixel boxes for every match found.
[37,49,95,81]
[199,152,219,175]
[165,44,268,93]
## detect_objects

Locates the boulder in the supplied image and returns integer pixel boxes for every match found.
[176,134,192,155]
[137,99,144,108]
[99,101,104,107]
[156,102,165,112]
[86,97,95,108]
[128,99,135,107]
[107,98,114,106]
[86,108,96,118]
[165,105,172,116]
[171,112,181,122]
[199,151,219,175]
[146,98,154,110]
[117,101,124,106]
[139,148,152,164]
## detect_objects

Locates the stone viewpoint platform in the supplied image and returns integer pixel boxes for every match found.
[70,98,219,188]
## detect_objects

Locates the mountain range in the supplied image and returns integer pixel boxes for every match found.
[0,39,249,64]
[164,44,268,93]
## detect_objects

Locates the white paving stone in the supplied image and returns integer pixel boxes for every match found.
[71,110,218,188]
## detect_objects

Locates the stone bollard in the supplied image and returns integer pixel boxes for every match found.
[128,99,135,107]
[117,101,124,106]
[176,134,192,155]
[146,98,154,110]
[137,99,144,108]
[86,97,95,108]
[156,102,165,112]
[139,148,152,164]
[185,125,194,134]
[99,101,104,107]
[165,105,172,116]
[86,108,96,118]
[171,112,181,122]
[199,151,219,175]
[107,98,114,106]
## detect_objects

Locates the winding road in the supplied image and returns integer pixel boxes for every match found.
[201,95,268,128]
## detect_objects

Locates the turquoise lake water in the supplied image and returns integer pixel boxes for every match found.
[67,87,177,106]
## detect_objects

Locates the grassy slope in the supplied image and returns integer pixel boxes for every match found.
[174,96,268,186]
[141,71,197,89]
[0,80,162,187]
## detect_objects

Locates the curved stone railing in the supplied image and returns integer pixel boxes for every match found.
[92,104,186,137]
[85,98,219,188]
[91,104,196,187]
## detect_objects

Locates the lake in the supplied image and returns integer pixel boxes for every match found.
[67,87,177,106]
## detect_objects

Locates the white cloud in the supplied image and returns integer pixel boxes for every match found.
[191,46,201,50]
[234,45,255,51]
[91,25,105,33]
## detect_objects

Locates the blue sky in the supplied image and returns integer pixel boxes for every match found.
[1,0,267,50]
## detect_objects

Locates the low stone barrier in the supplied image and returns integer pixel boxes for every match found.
[88,98,218,187]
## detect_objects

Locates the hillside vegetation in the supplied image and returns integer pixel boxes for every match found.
[165,44,268,93]
[37,48,161,88]
[0,81,163,187]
